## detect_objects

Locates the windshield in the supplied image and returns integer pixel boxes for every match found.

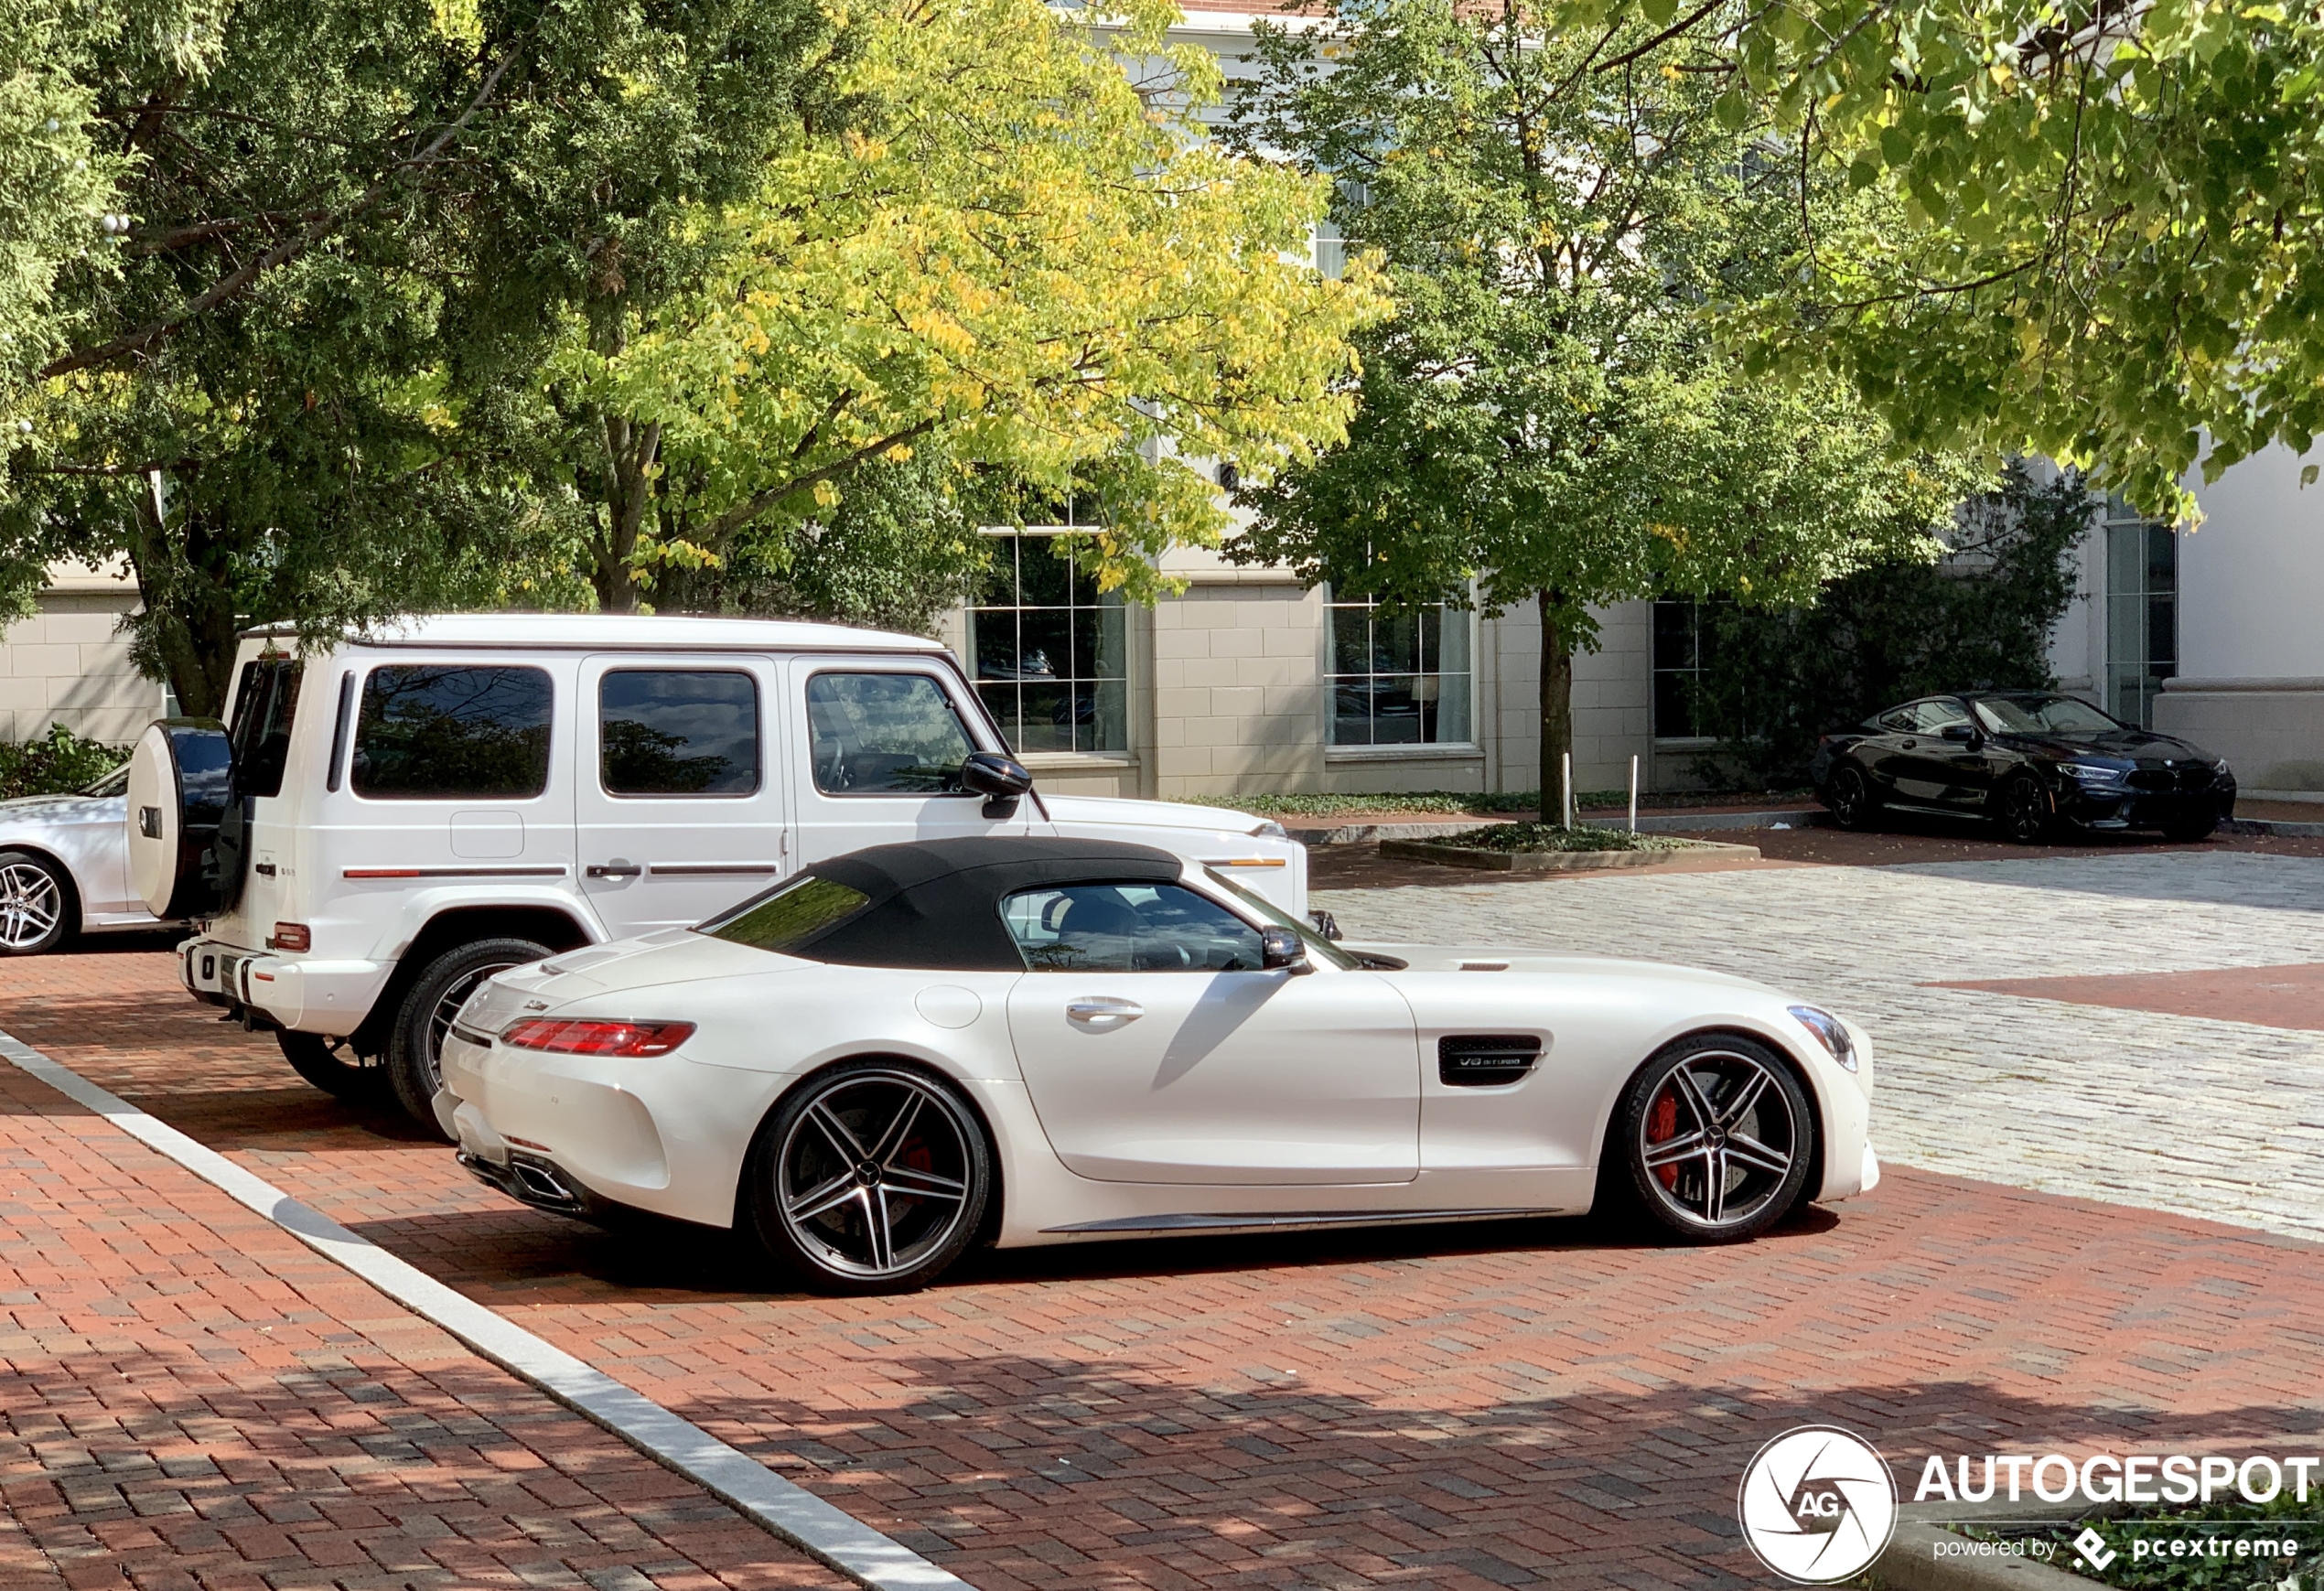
[1202,868,1358,970]
[1972,694,2125,736]
[80,762,130,798]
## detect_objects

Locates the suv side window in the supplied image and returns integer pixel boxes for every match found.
[806,672,975,794]
[228,657,303,799]
[600,670,759,796]
[352,665,554,799]
[1003,883,1265,972]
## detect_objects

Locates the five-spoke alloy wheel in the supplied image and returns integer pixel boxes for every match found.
[0,850,71,956]
[749,1062,990,1294]
[1615,1034,1814,1242]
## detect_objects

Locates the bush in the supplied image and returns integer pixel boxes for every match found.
[0,724,130,800]
[1689,464,2088,788]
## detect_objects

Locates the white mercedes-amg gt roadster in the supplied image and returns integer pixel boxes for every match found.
[437,837,1878,1293]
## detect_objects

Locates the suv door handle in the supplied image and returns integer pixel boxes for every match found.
[1067,997,1143,1027]
[586,860,644,879]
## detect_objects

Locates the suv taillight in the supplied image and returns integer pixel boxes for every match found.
[269,922,311,952]
[499,1018,696,1057]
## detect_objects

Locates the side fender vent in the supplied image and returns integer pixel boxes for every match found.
[1438,1035,1542,1088]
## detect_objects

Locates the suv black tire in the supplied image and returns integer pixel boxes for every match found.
[0,849,74,956]
[387,937,551,1134]
[278,1030,388,1102]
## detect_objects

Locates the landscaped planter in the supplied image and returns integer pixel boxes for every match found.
[1379,823,1760,872]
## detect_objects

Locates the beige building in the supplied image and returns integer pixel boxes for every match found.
[0,562,168,747]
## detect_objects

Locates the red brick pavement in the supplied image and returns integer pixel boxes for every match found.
[0,973,849,1591]
[1931,962,2324,1033]
[6,951,2324,1591]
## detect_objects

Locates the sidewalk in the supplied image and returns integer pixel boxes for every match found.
[0,1048,844,1591]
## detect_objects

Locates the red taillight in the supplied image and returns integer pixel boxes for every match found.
[270,922,311,952]
[498,1018,695,1057]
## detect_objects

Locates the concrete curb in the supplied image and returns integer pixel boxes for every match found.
[1873,1500,2101,1591]
[1378,836,1762,872]
[2223,815,2324,837]
[0,1028,976,1591]
[1292,811,1824,845]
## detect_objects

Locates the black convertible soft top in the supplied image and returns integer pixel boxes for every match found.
[697,836,1188,971]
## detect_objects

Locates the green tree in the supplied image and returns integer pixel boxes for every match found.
[2,0,828,715]
[1227,0,1974,801]
[1689,464,2089,786]
[1546,0,2324,521]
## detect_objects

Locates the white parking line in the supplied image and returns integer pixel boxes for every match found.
[0,1027,974,1591]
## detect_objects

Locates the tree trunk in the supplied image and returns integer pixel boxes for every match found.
[590,413,661,613]
[1537,587,1575,823]
[125,484,241,719]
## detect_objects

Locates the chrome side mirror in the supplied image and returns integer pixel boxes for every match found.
[1260,926,1312,974]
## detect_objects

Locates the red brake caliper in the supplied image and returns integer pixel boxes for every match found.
[1646,1092,1681,1189]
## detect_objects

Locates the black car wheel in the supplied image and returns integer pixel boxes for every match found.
[1825,765,1877,831]
[746,1061,991,1295]
[387,937,551,1134]
[1996,772,2053,844]
[1608,1034,1814,1243]
[0,850,73,956]
[279,1030,389,1102]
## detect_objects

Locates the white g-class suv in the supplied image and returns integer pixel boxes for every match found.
[126,614,1303,1132]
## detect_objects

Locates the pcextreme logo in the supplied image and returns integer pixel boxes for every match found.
[1738,1426,1899,1585]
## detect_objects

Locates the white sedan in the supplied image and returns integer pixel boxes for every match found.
[437,837,1878,1293]
[0,764,167,955]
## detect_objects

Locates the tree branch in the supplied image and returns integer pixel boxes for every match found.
[40,40,527,380]
[1592,0,1729,75]
[700,419,941,544]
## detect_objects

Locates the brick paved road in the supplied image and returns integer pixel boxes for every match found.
[1318,852,2324,1240]
[5,899,2323,1591]
[0,1049,845,1591]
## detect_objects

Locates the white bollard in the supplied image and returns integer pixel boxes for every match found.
[1629,754,1639,833]
[1561,751,1574,829]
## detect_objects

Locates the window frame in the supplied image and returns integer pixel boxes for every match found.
[595,666,764,801]
[1319,586,1478,752]
[347,661,557,803]
[802,666,989,800]
[967,527,1131,758]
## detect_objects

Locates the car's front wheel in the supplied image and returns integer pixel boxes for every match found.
[1610,1034,1814,1243]
[1996,772,2053,844]
[387,937,551,1134]
[0,850,72,956]
[1824,765,1877,831]
[746,1061,991,1295]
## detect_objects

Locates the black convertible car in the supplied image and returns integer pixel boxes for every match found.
[1810,691,2236,844]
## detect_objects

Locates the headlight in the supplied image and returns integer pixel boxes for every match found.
[1250,819,1287,839]
[2215,758,2233,780]
[2060,761,2130,785]
[1789,1005,1857,1072]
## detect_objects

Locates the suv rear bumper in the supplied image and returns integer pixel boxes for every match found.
[180,936,385,1037]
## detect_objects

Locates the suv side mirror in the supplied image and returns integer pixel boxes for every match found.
[1260,926,1312,974]
[1941,723,1982,745]
[961,750,1034,816]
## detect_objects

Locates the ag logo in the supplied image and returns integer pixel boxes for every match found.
[1737,1425,1898,1584]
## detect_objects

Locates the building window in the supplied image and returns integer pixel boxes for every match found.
[970,532,1127,754]
[2103,496,2176,728]
[1652,598,1716,739]
[1326,597,1472,747]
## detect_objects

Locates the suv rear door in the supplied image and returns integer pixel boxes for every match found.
[790,658,1032,868]
[575,654,789,937]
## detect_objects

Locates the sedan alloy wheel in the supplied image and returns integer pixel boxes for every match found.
[753,1064,990,1293]
[1825,766,1876,831]
[0,851,70,955]
[1619,1037,1812,1241]
[1997,772,2052,844]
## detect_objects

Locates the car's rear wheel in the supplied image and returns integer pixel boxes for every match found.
[387,937,551,1134]
[747,1061,991,1295]
[1996,772,2053,844]
[0,850,72,956]
[1825,765,1877,831]
[1610,1034,1813,1243]
[278,1030,388,1102]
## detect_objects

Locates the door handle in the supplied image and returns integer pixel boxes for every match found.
[586,860,644,879]
[1067,997,1143,1027]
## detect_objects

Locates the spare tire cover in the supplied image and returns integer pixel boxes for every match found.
[126,719,233,919]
